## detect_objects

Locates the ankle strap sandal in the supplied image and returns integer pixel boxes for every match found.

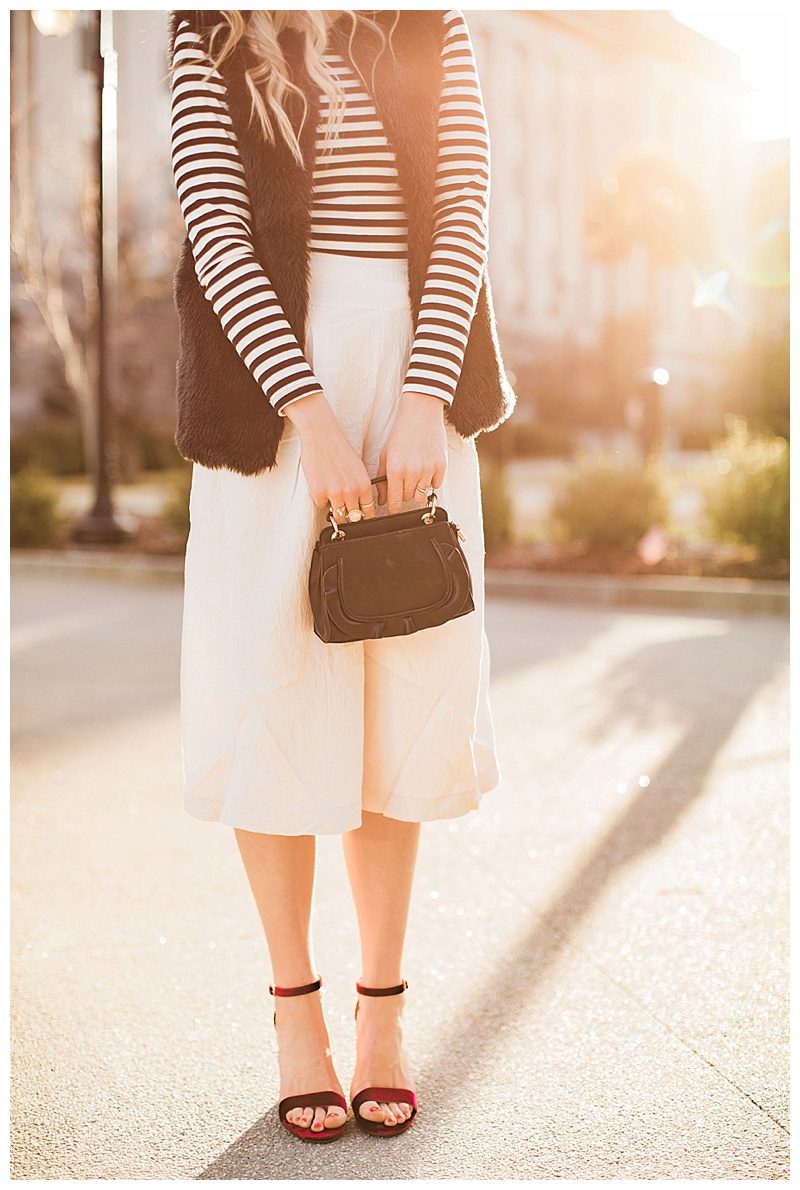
[351,979,418,1135]
[269,976,347,1143]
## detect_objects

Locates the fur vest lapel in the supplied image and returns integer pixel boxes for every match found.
[169,9,516,476]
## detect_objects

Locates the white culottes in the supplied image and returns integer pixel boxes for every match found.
[179,250,502,835]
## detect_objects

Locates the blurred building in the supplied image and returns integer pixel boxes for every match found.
[10,9,789,446]
[468,10,788,442]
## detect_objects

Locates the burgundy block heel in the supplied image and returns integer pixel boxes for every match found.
[269,976,348,1143]
[350,979,418,1136]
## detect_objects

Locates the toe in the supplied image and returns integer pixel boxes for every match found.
[382,1101,398,1125]
[298,1107,313,1129]
[311,1105,326,1131]
[360,1099,384,1121]
[325,1106,347,1129]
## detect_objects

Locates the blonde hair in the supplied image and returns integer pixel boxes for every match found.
[188,10,399,167]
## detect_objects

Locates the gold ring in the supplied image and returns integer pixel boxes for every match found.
[416,484,434,496]
[359,499,375,509]
[347,508,364,522]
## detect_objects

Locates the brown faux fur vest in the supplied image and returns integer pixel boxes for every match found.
[168,9,516,476]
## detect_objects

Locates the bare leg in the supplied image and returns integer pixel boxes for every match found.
[341,810,421,1126]
[234,828,347,1132]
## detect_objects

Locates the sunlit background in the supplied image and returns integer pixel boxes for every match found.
[9,7,790,568]
[671,7,790,142]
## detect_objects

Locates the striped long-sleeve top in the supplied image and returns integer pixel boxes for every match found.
[169,10,490,417]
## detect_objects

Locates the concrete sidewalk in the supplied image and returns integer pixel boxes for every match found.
[11,571,788,1178]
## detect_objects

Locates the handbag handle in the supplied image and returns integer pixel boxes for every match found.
[368,474,437,500]
[371,475,436,492]
[328,480,438,538]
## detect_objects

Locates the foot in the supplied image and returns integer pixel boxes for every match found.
[274,989,347,1133]
[350,989,416,1127]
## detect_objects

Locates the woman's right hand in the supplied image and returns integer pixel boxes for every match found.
[283,392,378,522]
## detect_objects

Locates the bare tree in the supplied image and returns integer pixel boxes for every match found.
[10,106,100,475]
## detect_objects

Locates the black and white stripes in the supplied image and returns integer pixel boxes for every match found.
[170,19,323,415]
[308,46,409,259]
[402,11,490,404]
[169,10,490,416]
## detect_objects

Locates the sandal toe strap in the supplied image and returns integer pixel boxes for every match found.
[351,1086,417,1113]
[279,1090,347,1121]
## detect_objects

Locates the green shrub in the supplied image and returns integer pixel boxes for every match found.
[161,465,193,537]
[10,422,85,476]
[10,468,64,547]
[480,459,512,551]
[704,417,789,562]
[130,425,183,473]
[548,454,667,551]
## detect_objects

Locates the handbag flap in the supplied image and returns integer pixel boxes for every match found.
[327,523,455,620]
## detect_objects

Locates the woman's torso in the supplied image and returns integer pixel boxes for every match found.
[308,46,409,258]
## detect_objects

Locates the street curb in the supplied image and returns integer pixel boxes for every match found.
[485,568,789,616]
[11,550,789,616]
[10,549,185,583]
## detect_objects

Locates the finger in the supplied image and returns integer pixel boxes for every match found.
[402,469,423,504]
[329,491,348,524]
[387,465,404,513]
[431,456,447,489]
[411,473,433,506]
[343,484,363,518]
[375,449,388,507]
[359,479,378,519]
[309,484,330,512]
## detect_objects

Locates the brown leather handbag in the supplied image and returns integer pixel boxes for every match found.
[308,476,475,643]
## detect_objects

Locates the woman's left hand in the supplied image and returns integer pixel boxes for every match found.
[375,392,449,512]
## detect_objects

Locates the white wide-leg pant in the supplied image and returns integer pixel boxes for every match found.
[179,250,502,835]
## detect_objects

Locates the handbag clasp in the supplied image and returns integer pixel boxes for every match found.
[421,490,437,523]
[327,508,347,540]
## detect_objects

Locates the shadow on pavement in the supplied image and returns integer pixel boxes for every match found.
[415,619,787,1116]
[195,617,787,1177]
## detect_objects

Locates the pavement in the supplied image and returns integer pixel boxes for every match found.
[11,571,789,1178]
